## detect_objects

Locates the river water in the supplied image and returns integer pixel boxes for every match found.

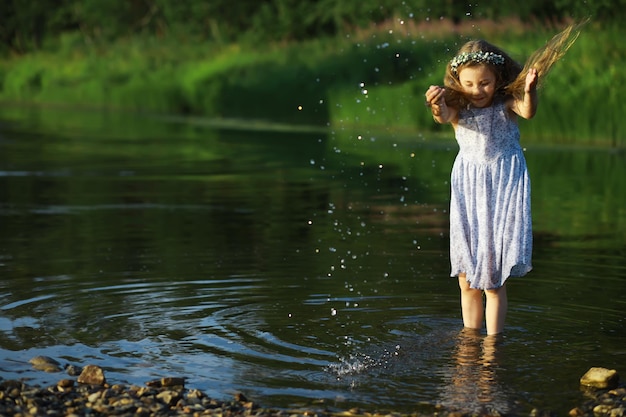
[0,107,624,415]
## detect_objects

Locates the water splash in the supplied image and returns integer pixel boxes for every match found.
[326,344,401,381]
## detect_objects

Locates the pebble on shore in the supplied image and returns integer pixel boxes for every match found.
[1,358,624,417]
[0,375,261,417]
[570,367,623,417]
[579,367,619,390]
[77,364,107,386]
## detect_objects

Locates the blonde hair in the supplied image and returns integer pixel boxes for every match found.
[505,19,588,99]
[443,20,587,107]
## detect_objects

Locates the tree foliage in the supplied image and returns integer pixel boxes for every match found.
[0,0,623,54]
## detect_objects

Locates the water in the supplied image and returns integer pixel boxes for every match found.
[1,107,625,415]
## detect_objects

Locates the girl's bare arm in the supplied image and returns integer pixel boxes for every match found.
[425,86,458,124]
[511,68,538,119]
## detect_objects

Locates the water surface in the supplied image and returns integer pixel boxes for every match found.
[1,107,624,415]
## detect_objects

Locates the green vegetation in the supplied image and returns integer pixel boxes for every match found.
[1,0,611,53]
[0,1,624,147]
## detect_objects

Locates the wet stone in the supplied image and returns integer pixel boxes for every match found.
[65,364,82,376]
[156,389,180,405]
[161,376,186,387]
[594,404,613,415]
[87,391,101,403]
[4,363,626,417]
[611,408,626,417]
[57,379,74,389]
[29,355,60,366]
[77,364,106,386]
[29,356,63,373]
[581,367,620,390]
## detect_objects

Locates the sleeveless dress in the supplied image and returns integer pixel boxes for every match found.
[449,99,532,290]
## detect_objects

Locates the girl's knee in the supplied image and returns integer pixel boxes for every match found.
[485,285,506,298]
[484,289,498,298]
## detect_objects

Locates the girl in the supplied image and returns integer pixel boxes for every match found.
[424,22,585,335]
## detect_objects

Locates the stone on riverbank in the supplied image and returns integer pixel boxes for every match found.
[77,364,106,385]
[28,355,62,373]
[7,358,625,416]
[0,378,266,417]
[146,376,186,388]
[2,373,626,417]
[580,367,619,389]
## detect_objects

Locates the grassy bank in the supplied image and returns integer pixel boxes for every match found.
[0,19,623,147]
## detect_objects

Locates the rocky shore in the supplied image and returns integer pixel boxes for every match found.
[1,357,623,417]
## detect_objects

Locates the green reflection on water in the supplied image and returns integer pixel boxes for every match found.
[0,106,624,415]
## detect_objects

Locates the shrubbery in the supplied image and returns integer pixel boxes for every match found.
[1,0,621,54]
[0,5,623,146]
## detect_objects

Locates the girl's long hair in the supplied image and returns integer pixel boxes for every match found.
[443,40,521,108]
[505,19,588,99]
[443,19,588,107]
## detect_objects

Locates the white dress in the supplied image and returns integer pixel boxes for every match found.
[449,99,532,290]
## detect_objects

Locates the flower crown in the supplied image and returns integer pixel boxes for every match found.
[450,51,505,73]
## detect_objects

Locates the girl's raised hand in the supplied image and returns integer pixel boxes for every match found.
[525,68,538,93]
[425,85,446,107]
[513,67,539,119]
[425,85,455,123]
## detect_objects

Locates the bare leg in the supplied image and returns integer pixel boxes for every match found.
[484,284,507,335]
[458,274,484,330]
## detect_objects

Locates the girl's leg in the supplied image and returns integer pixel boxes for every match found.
[458,274,484,329]
[484,284,507,335]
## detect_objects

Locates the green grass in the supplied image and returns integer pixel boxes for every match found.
[0,20,623,147]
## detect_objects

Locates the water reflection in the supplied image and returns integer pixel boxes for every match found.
[1,108,625,416]
[439,330,511,415]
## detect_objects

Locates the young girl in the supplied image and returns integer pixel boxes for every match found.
[424,22,585,335]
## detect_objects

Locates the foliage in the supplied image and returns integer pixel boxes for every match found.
[0,16,623,146]
[1,0,625,54]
